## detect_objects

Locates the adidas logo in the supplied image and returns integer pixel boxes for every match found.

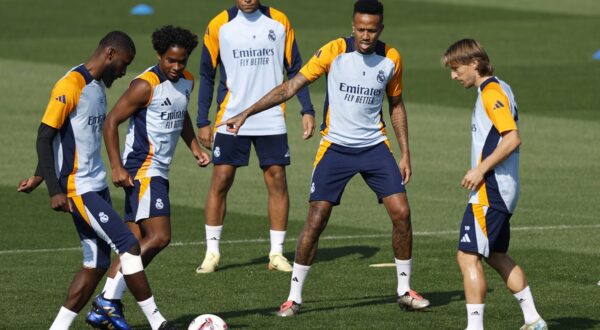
[399,272,407,276]
[518,298,526,304]
[493,100,505,110]
[471,311,480,316]
[208,237,218,241]
[292,277,299,282]
[160,97,172,106]
[55,95,66,104]
[152,308,159,314]
[460,233,471,243]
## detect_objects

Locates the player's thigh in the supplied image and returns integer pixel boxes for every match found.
[309,142,358,205]
[71,189,138,263]
[457,203,511,258]
[124,176,170,223]
[212,133,252,166]
[360,142,406,201]
[253,134,290,168]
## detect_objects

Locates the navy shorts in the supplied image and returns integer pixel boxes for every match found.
[124,176,171,222]
[212,133,290,168]
[458,203,511,258]
[70,188,138,268]
[309,140,406,205]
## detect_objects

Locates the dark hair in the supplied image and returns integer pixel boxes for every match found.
[99,31,136,55]
[152,25,199,56]
[443,38,494,76]
[354,0,384,22]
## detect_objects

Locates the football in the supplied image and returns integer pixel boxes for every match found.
[188,314,228,330]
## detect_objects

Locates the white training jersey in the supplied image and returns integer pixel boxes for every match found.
[122,66,194,180]
[41,64,108,197]
[469,77,520,214]
[300,37,403,148]
[197,5,313,136]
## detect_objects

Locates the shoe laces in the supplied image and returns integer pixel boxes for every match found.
[407,290,424,300]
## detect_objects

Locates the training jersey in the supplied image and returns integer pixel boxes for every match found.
[41,64,108,197]
[122,66,194,180]
[197,5,313,136]
[299,37,402,148]
[469,77,519,214]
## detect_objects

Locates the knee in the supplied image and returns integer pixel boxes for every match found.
[148,232,171,251]
[264,167,288,192]
[390,204,411,225]
[456,251,480,270]
[210,172,235,194]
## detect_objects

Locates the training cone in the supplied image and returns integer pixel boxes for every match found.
[593,50,600,60]
[130,4,154,16]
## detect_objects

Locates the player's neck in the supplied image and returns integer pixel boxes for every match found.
[475,75,492,88]
[83,55,104,81]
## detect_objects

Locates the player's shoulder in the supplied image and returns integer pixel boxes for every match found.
[208,8,234,29]
[54,67,89,94]
[383,43,401,60]
[182,69,194,81]
[265,6,290,25]
[480,77,506,96]
[134,66,162,88]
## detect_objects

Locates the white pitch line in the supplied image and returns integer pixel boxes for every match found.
[1,223,599,256]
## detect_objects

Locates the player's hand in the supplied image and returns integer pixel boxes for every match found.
[216,113,248,136]
[461,168,484,191]
[197,126,213,150]
[302,114,315,140]
[399,156,412,185]
[112,166,134,188]
[50,193,72,213]
[17,175,43,193]
[194,149,211,167]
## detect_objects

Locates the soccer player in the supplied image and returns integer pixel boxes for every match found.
[218,0,430,316]
[195,0,315,274]
[84,25,210,329]
[442,38,547,330]
[16,31,176,330]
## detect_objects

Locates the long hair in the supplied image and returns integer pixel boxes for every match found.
[443,38,493,76]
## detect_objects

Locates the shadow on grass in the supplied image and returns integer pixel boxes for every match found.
[217,245,380,272]
[548,317,600,330]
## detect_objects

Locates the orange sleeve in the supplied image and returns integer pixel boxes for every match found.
[269,8,295,68]
[204,11,228,69]
[41,71,85,129]
[134,71,161,107]
[385,45,403,97]
[299,38,345,82]
[481,86,517,133]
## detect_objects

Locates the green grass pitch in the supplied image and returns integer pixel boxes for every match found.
[1,0,599,329]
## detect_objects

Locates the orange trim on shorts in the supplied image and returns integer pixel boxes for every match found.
[138,177,151,203]
[135,142,154,180]
[312,139,332,168]
[71,195,90,225]
[472,204,488,237]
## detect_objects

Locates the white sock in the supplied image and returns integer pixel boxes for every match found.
[205,225,223,254]
[137,296,166,330]
[287,262,311,304]
[101,276,114,295]
[466,303,485,330]
[514,286,541,324]
[269,230,286,255]
[49,306,77,330]
[395,258,412,296]
[104,272,127,300]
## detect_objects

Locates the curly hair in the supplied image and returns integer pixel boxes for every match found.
[152,25,198,56]
[354,0,384,22]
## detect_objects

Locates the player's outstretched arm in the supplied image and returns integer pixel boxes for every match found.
[389,94,411,185]
[181,112,210,167]
[217,73,311,135]
[103,79,151,188]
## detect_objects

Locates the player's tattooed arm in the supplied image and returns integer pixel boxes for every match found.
[389,94,411,184]
[217,74,311,135]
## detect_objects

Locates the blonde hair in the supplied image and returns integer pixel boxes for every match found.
[443,38,493,76]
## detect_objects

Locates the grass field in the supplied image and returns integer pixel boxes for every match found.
[1,0,599,329]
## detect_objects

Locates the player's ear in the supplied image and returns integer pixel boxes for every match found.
[106,47,116,61]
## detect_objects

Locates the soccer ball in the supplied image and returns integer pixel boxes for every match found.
[188,314,228,330]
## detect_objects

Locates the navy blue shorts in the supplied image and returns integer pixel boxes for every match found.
[309,140,406,205]
[458,203,511,258]
[124,176,170,222]
[212,133,290,168]
[70,188,138,268]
